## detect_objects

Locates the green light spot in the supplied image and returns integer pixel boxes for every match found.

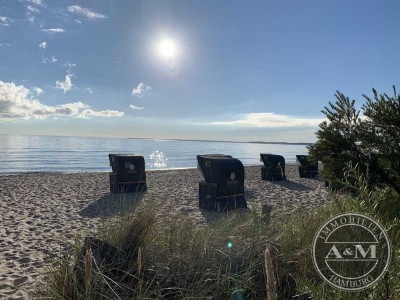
[227,242,233,248]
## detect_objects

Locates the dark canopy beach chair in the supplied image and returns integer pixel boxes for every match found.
[296,155,318,178]
[197,154,246,212]
[108,154,147,193]
[260,153,286,181]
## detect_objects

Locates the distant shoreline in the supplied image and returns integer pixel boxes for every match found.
[0,133,313,145]
[126,137,314,146]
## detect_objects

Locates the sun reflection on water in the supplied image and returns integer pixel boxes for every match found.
[148,150,169,169]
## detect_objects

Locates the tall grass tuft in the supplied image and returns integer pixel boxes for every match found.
[34,167,400,299]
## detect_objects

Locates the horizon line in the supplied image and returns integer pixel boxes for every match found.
[0,133,314,145]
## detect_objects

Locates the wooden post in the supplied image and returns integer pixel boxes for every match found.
[264,246,277,300]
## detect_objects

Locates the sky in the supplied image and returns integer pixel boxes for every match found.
[1,0,400,143]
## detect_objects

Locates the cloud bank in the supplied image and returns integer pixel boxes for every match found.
[0,81,123,120]
[210,112,324,128]
[132,82,152,97]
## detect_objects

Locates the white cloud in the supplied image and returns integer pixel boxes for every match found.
[28,16,35,24]
[0,16,12,26]
[0,43,10,47]
[62,61,76,69]
[85,88,93,94]
[67,5,107,20]
[78,109,124,119]
[42,28,65,33]
[129,105,144,110]
[56,74,73,93]
[33,87,43,95]
[27,0,46,7]
[27,5,40,13]
[132,82,152,97]
[42,55,58,64]
[0,80,123,120]
[210,112,324,128]
[38,41,47,49]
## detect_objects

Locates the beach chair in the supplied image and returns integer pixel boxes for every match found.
[296,155,318,178]
[197,154,247,212]
[260,153,286,181]
[108,154,147,193]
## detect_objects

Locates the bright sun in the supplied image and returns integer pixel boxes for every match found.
[159,40,176,58]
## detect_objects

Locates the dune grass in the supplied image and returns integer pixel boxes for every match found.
[34,171,400,299]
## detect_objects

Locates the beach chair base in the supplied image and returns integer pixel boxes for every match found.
[298,166,318,178]
[199,182,247,212]
[109,172,147,193]
[261,167,286,181]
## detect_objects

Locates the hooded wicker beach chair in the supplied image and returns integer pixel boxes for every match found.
[260,153,286,181]
[296,155,318,178]
[108,154,147,193]
[197,154,247,212]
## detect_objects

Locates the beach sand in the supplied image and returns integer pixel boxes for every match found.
[0,165,329,299]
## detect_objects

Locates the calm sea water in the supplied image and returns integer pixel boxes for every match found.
[0,135,310,174]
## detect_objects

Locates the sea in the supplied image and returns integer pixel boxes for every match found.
[0,135,310,174]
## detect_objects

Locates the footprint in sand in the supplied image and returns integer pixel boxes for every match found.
[13,276,28,287]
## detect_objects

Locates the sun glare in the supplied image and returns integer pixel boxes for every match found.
[159,40,176,58]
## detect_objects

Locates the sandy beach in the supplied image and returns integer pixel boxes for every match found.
[0,165,329,299]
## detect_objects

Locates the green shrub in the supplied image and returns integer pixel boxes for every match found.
[309,86,400,195]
